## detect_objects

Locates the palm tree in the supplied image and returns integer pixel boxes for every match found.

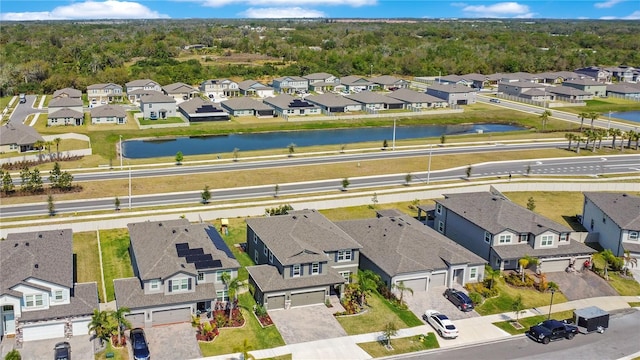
[626,130,637,150]
[111,307,132,346]
[578,112,589,131]
[582,129,592,150]
[484,265,501,289]
[540,110,552,131]
[392,281,414,305]
[574,136,584,154]
[233,338,255,360]
[608,128,622,149]
[33,140,45,158]
[588,112,600,129]
[518,255,539,281]
[220,272,252,322]
[619,131,627,151]
[589,130,598,152]
[356,270,379,306]
[88,309,113,342]
[596,129,607,149]
[564,133,575,151]
[621,250,638,272]
[53,137,62,159]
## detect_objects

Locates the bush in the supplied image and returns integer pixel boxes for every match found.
[466,281,498,298]
[5,349,21,360]
[504,273,535,288]
[468,292,483,305]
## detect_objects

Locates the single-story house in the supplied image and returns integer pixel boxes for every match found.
[162,82,199,103]
[47,97,84,126]
[461,73,490,89]
[337,210,486,292]
[246,209,362,310]
[86,83,123,103]
[434,75,473,87]
[125,79,161,102]
[370,75,409,90]
[345,91,404,110]
[90,104,127,125]
[271,76,309,94]
[499,72,538,83]
[303,72,341,92]
[0,122,44,153]
[238,80,275,98]
[262,94,321,117]
[304,93,362,113]
[1,229,98,342]
[606,83,640,99]
[497,81,547,97]
[433,192,595,273]
[385,88,448,109]
[139,91,177,120]
[52,88,81,99]
[114,219,240,328]
[220,97,275,118]
[178,97,230,122]
[563,78,608,97]
[582,192,640,258]
[339,76,374,93]
[426,83,477,105]
[547,86,593,101]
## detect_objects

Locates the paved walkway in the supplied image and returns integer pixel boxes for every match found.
[195,295,640,360]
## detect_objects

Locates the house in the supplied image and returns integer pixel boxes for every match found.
[336,210,486,293]
[435,74,472,87]
[461,73,490,89]
[433,192,595,273]
[547,86,593,101]
[606,83,640,99]
[370,75,409,90]
[426,83,477,105]
[220,97,275,118]
[574,67,612,83]
[497,81,548,98]
[245,209,362,310]
[199,79,239,99]
[162,82,199,103]
[237,80,275,98]
[0,229,98,342]
[47,97,84,126]
[90,104,127,125]
[0,122,44,153]
[345,91,404,111]
[304,93,362,114]
[385,88,449,109]
[52,88,81,99]
[113,219,240,328]
[139,91,177,120]
[339,76,374,93]
[125,79,161,102]
[563,78,608,97]
[303,73,341,93]
[262,94,321,117]
[86,83,123,104]
[178,97,230,122]
[499,72,538,83]
[271,76,309,94]
[581,192,640,257]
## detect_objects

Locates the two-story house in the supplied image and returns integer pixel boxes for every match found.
[245,209,362,310]
[237,80,275,98]
[574,66,612,83]
[86,83,123,104]
[497,81,549,100]
[582,192,640,258]
[563,78,608,97]
[199,79,240,99]
[162,82,199,103]
[47,96,84,126]
[303,72,341,93]
[426,83,477,105]
[433,192,594,272]
[125,79,161,102]
[52,88,82,99]
[139,91,177,120]
[1,229,98,342]
[337,210,486,293]
[271,76,309,94]
[114,219,240,328]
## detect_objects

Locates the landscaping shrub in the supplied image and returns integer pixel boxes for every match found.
[504,272,535,288]
[468,291,483,305]
[466,282,498,298]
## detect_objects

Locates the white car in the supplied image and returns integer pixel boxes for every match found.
[423,310,458,339]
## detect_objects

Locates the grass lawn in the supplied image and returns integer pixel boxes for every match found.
[492,310,575,335]
[591,253,640,296]
[502,191,586,230]
[475,277,568,316]
[259,355,292,360]
[100,229,134,302]
[73,231,105,302]
[628,302,640,307]
[139,117,186,125]
[217,218,251,281]
[199,293,285,356]
[357,333,439,358]
[94,342,129,360]
[336,292,418,335]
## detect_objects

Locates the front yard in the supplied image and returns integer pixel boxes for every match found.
[357,333,439,358]
[336,292,421,335]
[492,310,575,335]
[474,277,568,316]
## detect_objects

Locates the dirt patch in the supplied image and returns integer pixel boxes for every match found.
[546,270,618,300]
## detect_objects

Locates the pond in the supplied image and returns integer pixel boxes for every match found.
[122,123,526,159]
[612,110,640,123]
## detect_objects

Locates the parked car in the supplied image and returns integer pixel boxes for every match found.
[443,288,474,312]
[423,310,459,339]
[489,98,500,103]
[54,341,71,360]
[527,319,578,344]
[19,93,27,103]
[130,328,151,360]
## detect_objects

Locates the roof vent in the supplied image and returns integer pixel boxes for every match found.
[38,234,43,238]
[172,230,176,234]
[622,194,628,197]
[185,229,189,232]
[25,242,29,246]
[34,264,39,269]
[159,223,163,226]
[292,216,297,219]
[14,243,18,247]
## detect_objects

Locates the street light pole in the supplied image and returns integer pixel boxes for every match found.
[608,110,611,130]
[370,64,373,78]
[119,135,123,170]
[547,288,556,320]
[392,118,396,150]
[427,144,433,185]
[128,166,132,209]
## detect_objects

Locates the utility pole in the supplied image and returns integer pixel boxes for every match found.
[119,135,123,170]
[392,118,396,150]
[427,144,433,184]
[128,166,132,209]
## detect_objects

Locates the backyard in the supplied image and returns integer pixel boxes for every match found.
[99,228,134,302]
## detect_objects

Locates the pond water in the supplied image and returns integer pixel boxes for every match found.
[122,123,526,159]
[612,110,640,123]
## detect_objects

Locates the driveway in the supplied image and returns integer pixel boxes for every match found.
[546,270,618,301]
[268,301,347,344]
[12,335,95,360]
[139,322,201,360]
[404,285,480,322]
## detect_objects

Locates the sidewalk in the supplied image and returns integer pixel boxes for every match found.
[195,295,640,360]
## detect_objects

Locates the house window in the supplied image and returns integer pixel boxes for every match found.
[25,294,43,307]
[484,232,492,243]
[216,270,231,282]
[590,219,594,230]
[263,244,268,256]
[494,258,501,266]
[269,252,273,264]
[540,235,554,247]
[437,221,444,233]
[469,268,477,280]
[197,273,205,281]
[54,290,64,301]
[254,250,259,263]
[253,234,258,244]
[172,279,189,292]
[311,263,320,275]
[559,233,568,242]
[150,280,160,290]
[216,290,229,302]
[602,217,606,224]
[292,264,301,277]
[519,234,528,243]
[337,250,352,262]
[629,231,639,241]
[435,203,442,215]
[498,234,512,244]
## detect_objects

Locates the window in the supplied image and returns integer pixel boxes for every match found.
[54,290,64,301]
[216,290,229,302]
[254,250,259,263]
[269,251,273,263]
[435,203,442,215]
[172,279,189,292]
[629,231,639,241]
[540,235,554,247]
[263,244,267,256]
[292,264,301,277]
[197,273,204,281]
[602,217,606,224]
[216,270,231,282]
[339,271,351,282]
[25,294,43,308]
[498,234,512,244]
[590,219,594,230]
[469,267,477,279]
[437,221,444,233]
[484,232,492,244]
[253,233,258,244]
[150,280,160,290]
[311,263,320,275]
[337,250,352,262]
[519,234,528,243]
[559,233,568,242]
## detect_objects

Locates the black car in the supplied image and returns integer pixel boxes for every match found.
[443,288,474,312]
[54,341,70,360]
[130,328,151,360]
[528,319,578,344]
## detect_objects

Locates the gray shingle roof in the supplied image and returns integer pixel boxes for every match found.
[303,72,335,80]
[140,92,176,104]
[90,104,127,118]
[345,91,404,105]
[238,80,273,92]
[385,88,447,103]
[2,229,74,295]
[52,88,81,99]
[337,214,485,277]
[492,241,594,260]
[49,97,83,108]
[427,83,475,93]
[370,75,406,85]
[126,79,159,87]
[49,108,84,119]
[18,282,99,322]
[162,82,197,94]
[583,192,640,230]
[246,209,362,266]
[564,78,605,86]
[221,97,273,111]
[178,97,228,115]
[114,277,217,309]
[340,76,372,86]
[127,219,240,281]
[262,94,319,110]
[499,81,545,88]
[305,93,361,107]
[548,86,591,96]
[436,192,571,235]
[246,265,346,293]
[607,83,640,94]
[0,122,43,146]
[86,83,122,90]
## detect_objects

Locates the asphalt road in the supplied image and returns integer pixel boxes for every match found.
[8,94,41,123]
[2,154,638,218]
[393,309,640,360]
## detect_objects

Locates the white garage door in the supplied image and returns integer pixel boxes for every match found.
[72,319,90,336]
[266,295,285,310]
[542,259,570,273]
[126,313,145,328]
[430,273,447,287]
[400,278,428,292]
[290,290,325,307]
[152,307,191,326]
[22,322,65,341]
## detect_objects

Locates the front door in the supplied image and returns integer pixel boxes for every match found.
[2,306,15,335]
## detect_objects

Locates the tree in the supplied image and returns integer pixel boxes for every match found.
[465,165,472,179]
[340,144,346,153]
[49,162,62,188]
[33,140,45,158]
[609,128,622,149]
[274,184,280,198]
[518,255,539,281]
[564,133,575,151]
[175,151,184,165]
[539,110,552,131]
[29,168,43,193]
[342,177,350,191]
[201,185,211,204]
[4,349,21,360]
[381,321,398,348]
[485,265,500,289]
[111,307,131,346]
[114,196,121,211]
[233,147,239,162]
[621,250,638,272]
[382,139,388,149]
[392,281,413,305]
[619,131,627,151]
[287,143,296,157]
[574,136,584,154]
[371,192,378,208]
[588,112,600,129]
[233,338,255,360]
[88,309,113,342]
[356,270,379,306]
[53,137,62,159]
[440,134,446,144]
[511,294,525,322]
[47,194,55,216]
[404,173,412,186]
[578,112,589,131]
[2,170,14,194]
[19,165,30,191]
[525,164,531,175]
[220,271,252,323]
[526,197,536,211]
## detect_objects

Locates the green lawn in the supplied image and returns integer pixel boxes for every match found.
[218,218,251,281]
[475,277,568,316]
[138,116,185,125]
[336,292,418,335]
[502,192,586,230]
[199,293,285,356]
[628,302,640,307]
[492,310,575,335]
[94,342,128,360]
[100,229,134,302]
[591,253,640,296]
[357,333,439,358]
[73,231,104,302]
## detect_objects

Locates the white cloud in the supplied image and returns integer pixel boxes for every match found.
[461,2,533,18]
[0,1,169,21]
[623,10,640,19]
[239,7,326,18]
[197,0,374,7]
[594,0,624,9]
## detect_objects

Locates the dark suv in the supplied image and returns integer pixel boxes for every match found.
[54,341,71,360]
[130,328,150,360]
[443,288,474,312]
[528,319,578,344]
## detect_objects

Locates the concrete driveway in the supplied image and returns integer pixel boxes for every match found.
[404,285,480,322]
[268,303,347,344]
[546,270,618,301]
[13,335,95,360]
[140,322,201,360]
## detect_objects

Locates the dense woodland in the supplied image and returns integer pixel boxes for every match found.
[1,19,639,96]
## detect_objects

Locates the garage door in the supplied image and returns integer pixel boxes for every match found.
[541,259,570,273]
[125,313,145,329]
[72,319,90,336]
[430,273,447,287]
[401,278,428,292]
[151,308,191,326]
[266,295,285,310]
[290,290,325,307]
[22,322,65,341]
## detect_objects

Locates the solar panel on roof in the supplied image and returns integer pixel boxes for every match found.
[187,248,204,255]
[196,105,224,113]
[185,254,213,263]
[194,259,223,269]
[289,99,312,108]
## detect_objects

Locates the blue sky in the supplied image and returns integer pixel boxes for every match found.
[1,0,638,21]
